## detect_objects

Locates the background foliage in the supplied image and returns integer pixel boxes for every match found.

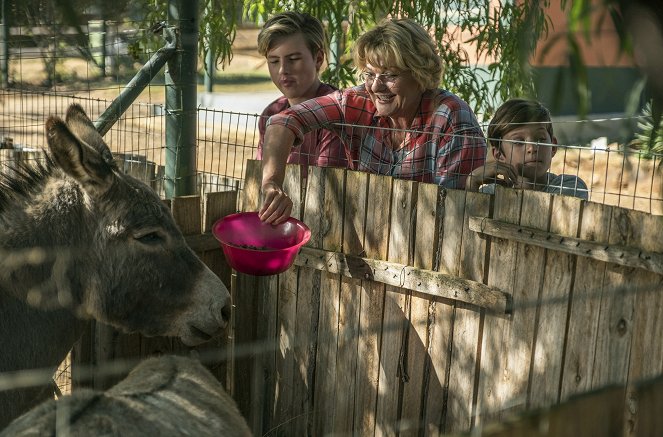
[238,0,550,117]
[112,0,553,117]
[6,0,661,125]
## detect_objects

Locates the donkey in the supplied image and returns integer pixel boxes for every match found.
[0,104,232,429]
[1,355,251,436]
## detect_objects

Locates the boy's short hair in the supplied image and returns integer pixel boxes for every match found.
[352,18,443,91]
[257,12,327,60]
[488,99,554,152]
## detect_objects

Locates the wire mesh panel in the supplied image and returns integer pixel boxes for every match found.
[1,87,663,211]
[0,90,262,201]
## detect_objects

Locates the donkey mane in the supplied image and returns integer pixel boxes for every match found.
[0,154,55,213]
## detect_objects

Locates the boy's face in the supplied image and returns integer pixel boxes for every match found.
[266,32,324,105]
[493,122,557,180]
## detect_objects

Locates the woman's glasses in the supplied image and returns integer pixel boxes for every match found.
[361,71,400,86]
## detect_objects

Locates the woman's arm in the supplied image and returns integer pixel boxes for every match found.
[259,91,347,223]
[259,124,296,224]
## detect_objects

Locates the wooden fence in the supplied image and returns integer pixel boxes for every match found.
[38,156,662,436]
[230,160,663,436]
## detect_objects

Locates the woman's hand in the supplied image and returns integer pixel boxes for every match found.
[258,181,293,225]
[466,160,519,191]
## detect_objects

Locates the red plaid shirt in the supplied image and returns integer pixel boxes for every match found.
[267,85,486,188]
[257,83,347,177]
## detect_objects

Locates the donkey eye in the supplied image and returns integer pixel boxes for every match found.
[135,232,163,245]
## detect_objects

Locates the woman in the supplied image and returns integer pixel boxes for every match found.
[259,18,486,224]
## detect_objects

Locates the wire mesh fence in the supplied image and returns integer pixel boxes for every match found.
[2,16,662,212]
[1,87,662,213]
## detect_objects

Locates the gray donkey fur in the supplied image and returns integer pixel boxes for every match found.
[1,355,251,436]
[0,104,232,429]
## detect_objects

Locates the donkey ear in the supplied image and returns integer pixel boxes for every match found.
[65,104,116,166]
[45,115,115,197]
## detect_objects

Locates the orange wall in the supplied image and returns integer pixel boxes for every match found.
[532,0,635,67]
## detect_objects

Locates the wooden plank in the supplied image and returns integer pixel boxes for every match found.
[332,170,369,434]
[93,323,119,390]
[273,269,296,435]
[445,190,491,433]
[375,178,416,435]
[528,195,582,410]
[294,247,509,312]
[202,190,237,288]
[622,212,663,436]
[548,385,625,437]
[197,192,237,394]
[458,192,492,285]
[312,167,346,436]
[467,216,663,275]
[242,159,262,213]
[180,190,236,397]
[434,187,465,434]
[272,163,303,434]
[591,207,638,391]
[101,328,141,389]
[401,182,441,434]
[559,202,613,400]
[290,165,325,435]
[183,235,511,312]
[479,385,625,437]
[354,174,392,436]
[71,323,94,390]
[233,160,262,429]
[491,190,550,417]
[171,195,202,235]
[634,374,663,436]
[170,196,204,356]
[419,186,450,437]
[476,186,524,425]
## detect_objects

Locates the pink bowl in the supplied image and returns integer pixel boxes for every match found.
[212,212,311,276]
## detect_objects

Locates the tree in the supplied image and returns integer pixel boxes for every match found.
[14,0,661,122]
[119,0,556,116]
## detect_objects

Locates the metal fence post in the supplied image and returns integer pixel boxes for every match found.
[1,0,9,88]
[165,0,198,198]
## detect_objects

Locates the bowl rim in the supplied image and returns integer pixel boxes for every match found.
[212,212,311,252]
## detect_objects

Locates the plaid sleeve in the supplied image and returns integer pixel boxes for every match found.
[266,91,345,147]
[432,95,487,188]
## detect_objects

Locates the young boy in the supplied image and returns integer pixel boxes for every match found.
[467,98,588,199]
[255,12,346,176]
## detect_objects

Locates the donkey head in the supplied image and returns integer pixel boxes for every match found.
[37,104,231,345]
